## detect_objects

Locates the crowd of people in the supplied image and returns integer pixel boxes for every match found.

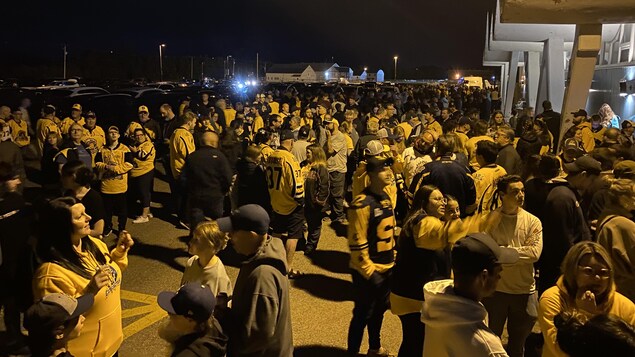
[0,82,635,357]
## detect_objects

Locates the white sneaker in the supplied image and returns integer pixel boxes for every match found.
[133,216,150,224]
[148,213,153,218]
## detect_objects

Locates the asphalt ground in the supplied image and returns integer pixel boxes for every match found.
[0,162,402,357]
[115,173,402,356]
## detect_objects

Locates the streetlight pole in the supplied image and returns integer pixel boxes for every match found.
[63,44,68,78]
[393,56,398,81]
[159,44,166,81]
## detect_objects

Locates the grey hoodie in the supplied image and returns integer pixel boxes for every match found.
[421,279,508,357]
[228,237,293,357]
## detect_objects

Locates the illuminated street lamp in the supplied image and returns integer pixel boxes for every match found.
[159,44,166,81]
[393,56,399,80]
[455,72,461,80]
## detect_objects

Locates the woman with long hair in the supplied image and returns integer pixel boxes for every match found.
[129,128,155,224]
[538,242,635,357]
[33,197,134,357]
[390,185,467,357]
[61,161,105,237]
[303,144,329,256]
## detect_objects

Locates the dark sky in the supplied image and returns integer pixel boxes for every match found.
[4,0,495,71]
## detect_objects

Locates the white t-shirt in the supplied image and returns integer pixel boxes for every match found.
[181,255,233,298]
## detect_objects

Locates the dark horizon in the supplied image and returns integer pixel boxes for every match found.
[3,0,496,77]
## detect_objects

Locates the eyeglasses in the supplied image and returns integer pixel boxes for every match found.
[578,265,611,279]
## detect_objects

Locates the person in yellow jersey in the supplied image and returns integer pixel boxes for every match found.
[472,141,507,216]
[8,109,29,147]
[81,111,106,162]
[455,116,471,152]
[254,128,275,166]
[95,126,134,235]
[352,140,399,209]
[125,105,160,145]
[129,128,155,224]
[347,156,396,357]
[424,107,443,137]
[169,112,196,226]
[266,129,305,279]
[36,105,62,155]
[33,196,134,357]
[60,104,85,139]
[266,93,280,114]
[466,120,495,171]
[219,98,236,127]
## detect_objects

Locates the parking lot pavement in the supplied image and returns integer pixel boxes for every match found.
[111,177,402,356]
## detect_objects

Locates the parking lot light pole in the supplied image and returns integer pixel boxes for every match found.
[159,44,166,81]
[393,56,398,81]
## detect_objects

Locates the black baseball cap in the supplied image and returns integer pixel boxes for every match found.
[24,293,94,333]
[564,155,602,175]
[366,157,393,174]
[158,283,216,322]
[571,109,588,117]
[280,129,295,142]
[217,204,270,235]
[298,125,310,139]
[451,233,519,274]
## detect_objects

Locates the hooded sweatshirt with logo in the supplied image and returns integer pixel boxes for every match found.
[421,279,509,357]
[228,236,293,357]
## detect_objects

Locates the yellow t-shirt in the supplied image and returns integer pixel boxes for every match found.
[265,148,304,215]
[95,143,133,194]
[465,135,494,171]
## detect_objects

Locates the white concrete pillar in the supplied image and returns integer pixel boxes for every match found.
[536,37,565,114]
[524,51,541,112]
[560,24,602,142]
[504,51,521,118]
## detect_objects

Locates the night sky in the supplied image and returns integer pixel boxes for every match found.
[4,0,495,71]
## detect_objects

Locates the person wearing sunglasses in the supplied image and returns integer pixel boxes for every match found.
[538,242,635,357]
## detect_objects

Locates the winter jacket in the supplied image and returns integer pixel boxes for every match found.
[228,237,293,357]
[421,280,509,357]
[495,143,522,176]
[596,209,635,301]
[181,146,232,201]
[303,164,329,211]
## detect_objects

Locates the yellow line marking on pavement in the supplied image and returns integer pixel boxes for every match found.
[122,304,158,319]
[123,310,167,339]
[120,290,168,340]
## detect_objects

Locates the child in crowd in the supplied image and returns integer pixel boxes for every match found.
[181,220,233,300]
[24,293,94,357]
[443,195,461,222]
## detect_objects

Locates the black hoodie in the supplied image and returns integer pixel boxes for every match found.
[172,318,227,357]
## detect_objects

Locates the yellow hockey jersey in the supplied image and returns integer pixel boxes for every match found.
[8,119,30,147]
[82,126,106,154]
[95,143,133,194]
[60,117,85,136]
[265,147,304,215]
[36,117,62,152]
[130,140,155,177]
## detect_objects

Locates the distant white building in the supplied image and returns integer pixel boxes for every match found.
[266,63,340,83]
[361,69,385,83]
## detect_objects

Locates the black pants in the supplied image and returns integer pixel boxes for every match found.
[329,171,345,221]
[304,205,323,251]
[347,269,392,355]
[103,192,127,232]
[130,170,154,211]
[189,196,224,229]
[398,312,424,357]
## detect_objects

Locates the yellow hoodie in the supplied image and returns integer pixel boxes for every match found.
[33,237,128,357]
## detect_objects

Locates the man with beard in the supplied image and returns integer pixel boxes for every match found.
[158,283,227,357]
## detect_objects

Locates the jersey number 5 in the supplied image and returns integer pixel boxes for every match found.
[266,166,283,190]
